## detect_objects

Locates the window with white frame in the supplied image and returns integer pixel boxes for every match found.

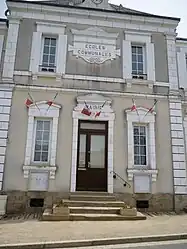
[126,107,157,182]
[131,45,147,79]
[40,37,57,72]
[33,119,52,163]
[133,125,147,166]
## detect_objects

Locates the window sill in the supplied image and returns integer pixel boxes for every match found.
[126,78,154,89]
[127,168,158,182]
[31,72,61,81]
[23,165,57,179]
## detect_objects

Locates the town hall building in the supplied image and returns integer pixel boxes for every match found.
[0,0,187,215]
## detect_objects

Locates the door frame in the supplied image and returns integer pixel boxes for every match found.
[71,94,115,193]
[76,120,108,191]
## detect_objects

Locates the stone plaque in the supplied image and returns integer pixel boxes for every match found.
[29,172,49,191]
[69,27,120,64]
[134,175,151,193]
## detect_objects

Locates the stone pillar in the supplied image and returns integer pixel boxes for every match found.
[167,34,187,210]
[2,18,20,82]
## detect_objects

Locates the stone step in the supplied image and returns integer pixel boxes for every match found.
[69,206,121,214]
[69,195,116,202]
[63,200,125,207]
[70,191,113,196]
[42,210,146,221]
[69,213,146,221]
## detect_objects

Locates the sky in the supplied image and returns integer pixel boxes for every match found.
[0,0,186,38]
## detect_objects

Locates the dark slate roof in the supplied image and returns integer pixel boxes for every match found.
[177,37,187,41]
[0,18,7,23]
[6,0,180,21]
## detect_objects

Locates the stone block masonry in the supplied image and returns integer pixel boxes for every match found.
[169,100,187,196]
[0,87,12,191]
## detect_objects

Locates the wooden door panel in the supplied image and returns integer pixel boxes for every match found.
[76,121,108,192]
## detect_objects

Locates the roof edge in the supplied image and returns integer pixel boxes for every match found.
[177,37,187,41]
[6,0,181,22]
[0,18,7,23]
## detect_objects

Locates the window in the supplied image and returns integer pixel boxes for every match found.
[33,119,51,163]
[132,45,146,79]
[40,37,57,72]
[133,125,147,166]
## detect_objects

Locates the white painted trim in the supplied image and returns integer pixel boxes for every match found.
[23,101,61,179]
[29,22,66,79]
[125,107,157,183]
[124,32,155,81]
[15,84,169,99]
[71,93,115,193]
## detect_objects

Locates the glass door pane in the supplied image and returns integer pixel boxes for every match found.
[78,134,86,168]
[89,135,105,169]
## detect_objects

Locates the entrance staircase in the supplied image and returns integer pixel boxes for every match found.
[42,192,146,221]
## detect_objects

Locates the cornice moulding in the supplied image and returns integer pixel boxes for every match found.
[7,1,179,31]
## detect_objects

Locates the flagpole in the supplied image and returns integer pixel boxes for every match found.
[46,92,59,113]
[28,92,40,112]
[132,98,140,123]
[142,99,158,122]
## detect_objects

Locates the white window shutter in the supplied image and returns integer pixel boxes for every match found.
[123,40,132,79]
[0,35,4,61]
[56,34,67,75]
[146,43,155,81]
[30,32,42,73]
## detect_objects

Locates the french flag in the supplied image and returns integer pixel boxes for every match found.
[25,98,33,107]
[131,99,136,111]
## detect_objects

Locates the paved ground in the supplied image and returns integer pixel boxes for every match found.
[0,213,187,245]
[60,240,187,249]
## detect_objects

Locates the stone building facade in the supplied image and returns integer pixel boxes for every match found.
[0,0,187,213]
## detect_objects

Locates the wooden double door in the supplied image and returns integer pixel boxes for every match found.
[76,121,108,192]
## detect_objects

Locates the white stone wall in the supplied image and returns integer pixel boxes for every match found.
[0,88,12,190]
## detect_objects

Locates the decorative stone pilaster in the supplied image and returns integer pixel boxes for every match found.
[2,18,20,82]
[169,99,187,194]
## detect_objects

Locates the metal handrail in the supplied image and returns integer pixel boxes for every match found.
[111,170,131,188]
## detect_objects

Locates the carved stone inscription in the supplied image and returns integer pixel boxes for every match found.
[68,27,120,64]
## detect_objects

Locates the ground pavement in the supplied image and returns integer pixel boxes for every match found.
[0,213,187,245]
[60,240,187,249]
